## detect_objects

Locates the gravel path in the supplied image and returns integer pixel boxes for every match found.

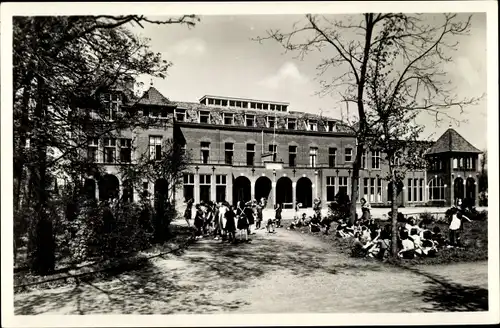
[14,225,488,314]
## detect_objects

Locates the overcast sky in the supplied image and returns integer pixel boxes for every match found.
[129,13,487,150]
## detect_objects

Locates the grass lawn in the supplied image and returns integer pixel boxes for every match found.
[281,216,488,265]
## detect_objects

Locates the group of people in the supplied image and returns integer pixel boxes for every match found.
[337,199,472,260]
[183,197,285,243]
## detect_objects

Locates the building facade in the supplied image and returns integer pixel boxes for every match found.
[85,85,482,212]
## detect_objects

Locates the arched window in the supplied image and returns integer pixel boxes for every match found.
[428,178,445,200]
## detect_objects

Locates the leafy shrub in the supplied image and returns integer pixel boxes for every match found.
[419,212,435,225]
[327,191,351,222]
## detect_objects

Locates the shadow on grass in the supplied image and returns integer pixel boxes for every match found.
[399,265,489,312]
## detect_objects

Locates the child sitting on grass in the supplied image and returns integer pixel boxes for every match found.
[398,230,416,259]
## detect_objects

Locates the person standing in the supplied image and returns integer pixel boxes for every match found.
[244,201,255,235]
[274,203,283,228]
[193,204,204,239]
[217,201,228,241]
[184,198,194,227]
[360,198,371,222]
[448,207,471,246]
[225,204,237,243]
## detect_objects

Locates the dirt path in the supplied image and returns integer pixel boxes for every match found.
[14,226,488,314]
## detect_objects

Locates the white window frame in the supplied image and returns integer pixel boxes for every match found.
[199,111,211,124]
[245,114,255,127]
[149,136,162,160]
[327,121,336,132]
[326,176,336,202]
[309,147,318,168]
[88,138,99,163]
[174,108,186,122]
[339,177,348,194]
[223,113,234,125]
[103,137,117,163]
[308,120,318,131]
[371,150,381,169]
[103,93,120,121]
[345,148,353,162]
[267,116,276,128]
[225,142,234,164]
[119,138,132,163]
[200,141,210,164]
[428,178,445,200]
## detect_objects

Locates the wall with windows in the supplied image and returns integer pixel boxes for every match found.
[176,124,357,168]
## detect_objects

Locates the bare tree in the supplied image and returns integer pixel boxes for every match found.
[255,13,483,224]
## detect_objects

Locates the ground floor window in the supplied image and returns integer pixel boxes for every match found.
[428,177,445,200]
[199,174,211,203]
[376,178,382,203]
[338,177,348,195]
[216,174,227,203]
[326,176,336,201]
[183,173,194,202]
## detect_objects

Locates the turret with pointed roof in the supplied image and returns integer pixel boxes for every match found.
[426,128,482,155]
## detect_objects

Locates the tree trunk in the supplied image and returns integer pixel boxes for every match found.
[349,144,363,224]
[28,74,55,275]
[390,173,399,258]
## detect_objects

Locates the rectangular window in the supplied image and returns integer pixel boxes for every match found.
[251,102,256,109]
[282,105,288,111]
[201,141,210,164]
[419,179,424,202]
[246,143,255,166]
[326,176,336,202]
[242,102,248,108]
[208,98,214,105]
[142,182,149,199]
[103,138,116,163]
[269,144,277,162]
[216,174,227,203]
[103,93,120,121]
[287,118,296,130]
[414,178,418,202]
[363,177,369,201]
[149,136,162,160]
[270,104,275,111]
[370,178,376,203]
[215,99,221,106]
[257,103,262,110]
[309,147,318,168]
[345,148,353,162]
[327,121,336,132]
[223,113,234,125]
[329,148,337,167]
[371,150,381,169]
[453,158,458,169]
[87,138,99,163]
[408,178,412,202]
[339,177,348,195]
[199,111,210,124]
[119,138,132,163]
[267,116,276,128]
[377,178,382,202]
[361,150,367,169]
[236,101,241,108]
[199,174,211,203]
[262,104,268,110]
[308,120,318,131]
[245,114,255,127]
[221,100,228,107]
[225,142,234,165]
[289,145,297,167]
[183,173,195,202]
[175,109,186,122]
[229,100,235,107]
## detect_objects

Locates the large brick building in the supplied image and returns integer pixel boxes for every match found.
[87,84,482,212]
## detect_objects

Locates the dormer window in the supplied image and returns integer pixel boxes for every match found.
[327,121,336,132]
[208,98,214,105]
[223,113,234,125]
[245,114,255,127]
[308,120,318,131]
[270,104,275,111]
[175,109,186,122]
[215,99,221,106]
[267,116,276,128]
[287,118,296,130]
[102,93,120,121]
[199,111,210,124]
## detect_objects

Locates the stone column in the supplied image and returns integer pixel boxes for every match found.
[194,173,200,204]
[251,179,256,201]
[314,171,319,199]
[210,173,216,202]
[449,157,454,207]
[272,181,277,207]
[292,181,297,210]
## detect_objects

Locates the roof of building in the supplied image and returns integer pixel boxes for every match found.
[426,128,482,155]
[136,87,172,106]
[199,95,289,105]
